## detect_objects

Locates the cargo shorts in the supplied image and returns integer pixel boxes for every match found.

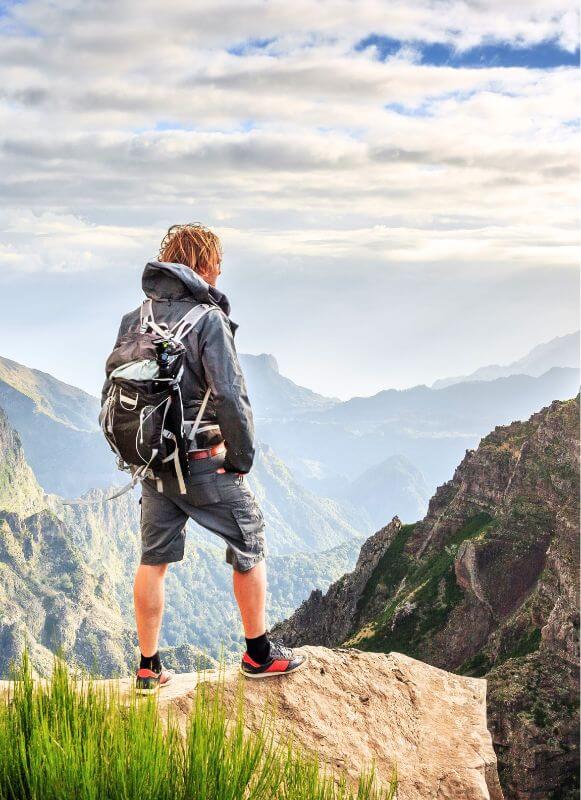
[139,450,266,572]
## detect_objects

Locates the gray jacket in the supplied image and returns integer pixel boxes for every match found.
[101,260,255,474]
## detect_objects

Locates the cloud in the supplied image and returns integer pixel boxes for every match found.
[0,0,577,396]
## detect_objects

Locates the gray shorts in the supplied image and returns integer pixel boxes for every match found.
[139,451,266,572]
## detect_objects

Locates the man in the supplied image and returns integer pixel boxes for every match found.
[102,223,306,692]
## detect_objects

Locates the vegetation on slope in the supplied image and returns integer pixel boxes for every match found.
[349,513,494,655]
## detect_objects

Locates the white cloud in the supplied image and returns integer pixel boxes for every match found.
[0,0,577,395]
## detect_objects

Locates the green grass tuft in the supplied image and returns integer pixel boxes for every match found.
[0,651,397,800]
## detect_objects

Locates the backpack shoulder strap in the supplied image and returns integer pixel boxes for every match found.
[140,298,154,331]
[140,298,171,339]
[171,303,221,342]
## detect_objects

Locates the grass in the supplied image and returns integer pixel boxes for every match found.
[0,653,397,800]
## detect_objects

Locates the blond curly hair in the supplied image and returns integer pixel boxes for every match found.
[158,223,222,276]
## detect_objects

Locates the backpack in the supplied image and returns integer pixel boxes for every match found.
[98,298,218,498]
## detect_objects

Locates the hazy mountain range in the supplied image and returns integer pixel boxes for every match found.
[0,330,578,527]
[0,329,578,675]
[431,330,579,389]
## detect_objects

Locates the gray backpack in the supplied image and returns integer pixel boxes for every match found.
[97,299,218,500]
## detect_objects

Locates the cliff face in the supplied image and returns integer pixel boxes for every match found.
[274,396,580,800]
[271,516,404,648]
[0,406,135,677]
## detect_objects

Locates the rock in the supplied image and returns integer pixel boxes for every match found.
[152,646,503,800]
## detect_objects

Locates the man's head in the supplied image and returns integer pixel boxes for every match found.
[158,223,222,286]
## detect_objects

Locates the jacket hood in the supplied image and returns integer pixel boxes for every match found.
[142,260,232,318]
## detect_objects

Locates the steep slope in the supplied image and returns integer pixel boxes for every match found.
[431,331,580,389]
[274,395,580,800]
[0,366,118,496]
[0,407,46,516]
[0,406,135,677]
[0,355,100,431]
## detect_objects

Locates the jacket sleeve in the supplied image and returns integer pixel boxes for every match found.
[198,310,255,474]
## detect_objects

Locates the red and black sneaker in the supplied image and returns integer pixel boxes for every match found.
[240,639,308,678]
[135,666,174,695]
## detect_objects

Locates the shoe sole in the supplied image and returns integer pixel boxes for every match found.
[135,676,173,696]
[240,655,309,679]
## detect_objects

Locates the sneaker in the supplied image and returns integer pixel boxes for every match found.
[135,666,174,695]
[240,639,308,678]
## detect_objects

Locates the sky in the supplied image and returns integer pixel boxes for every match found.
[0,0,578,400]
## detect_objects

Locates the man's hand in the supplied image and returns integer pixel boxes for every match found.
[216,467,244,476]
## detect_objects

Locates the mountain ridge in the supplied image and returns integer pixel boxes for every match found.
[431,330,579,389]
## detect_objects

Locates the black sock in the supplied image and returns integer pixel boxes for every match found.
[245,633,271,664]
[140,651,162,673]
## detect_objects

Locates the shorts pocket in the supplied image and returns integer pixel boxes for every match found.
[230,495,265,542]
[185,472,221,507]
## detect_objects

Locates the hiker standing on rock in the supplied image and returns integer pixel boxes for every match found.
[100,223,306,692]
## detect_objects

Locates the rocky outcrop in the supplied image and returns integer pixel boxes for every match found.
[142,647,503,800]
[273,516,403,647]
[0,407,46,515]
[274,396,580,799]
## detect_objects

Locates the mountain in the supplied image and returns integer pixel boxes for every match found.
[259,366,580,501]
[273,395,580,800]
[0,356,118,496]
[247,442,364,553]
[343,453,430,528]
[239,353,339,417]
[0,406,135,677]
[0,356,101,431]
[431,331,579,389]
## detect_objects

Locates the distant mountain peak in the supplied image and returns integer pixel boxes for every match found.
[0,355,100,432]
[247,353,280,373]
[431,330,580,390]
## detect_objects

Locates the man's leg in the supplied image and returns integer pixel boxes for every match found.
[232,560,267,638]
[134,563,169,657]
[233,558,307,677]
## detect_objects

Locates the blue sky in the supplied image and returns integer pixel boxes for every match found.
[0,0,578,398]
[357,35,580,68]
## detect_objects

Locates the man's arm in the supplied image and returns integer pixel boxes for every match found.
[198,310,255,474]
